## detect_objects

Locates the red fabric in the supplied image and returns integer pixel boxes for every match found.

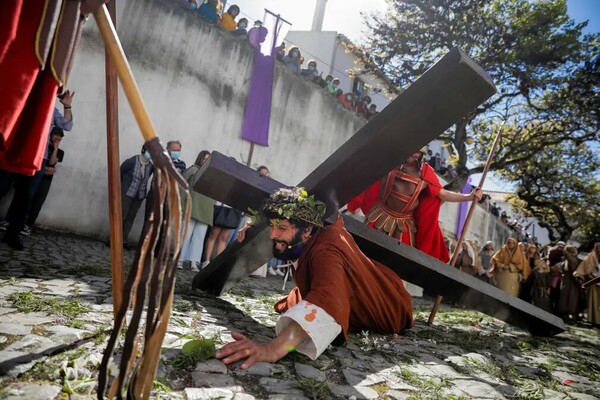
[414,163,450,262]
[0,2,58,175]
[347,181,379,214]
[0,0,23,62]
[276,216,413,343]
[348,163,450,263]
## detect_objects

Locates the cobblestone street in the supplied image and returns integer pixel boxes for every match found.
[0,229,599,399]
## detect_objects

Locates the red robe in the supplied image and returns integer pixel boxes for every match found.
[348,163,450,263]
[275,216,413,344]
[0,0,87,175]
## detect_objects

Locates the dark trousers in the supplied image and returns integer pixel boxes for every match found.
[0,168,44,237]
[122,193,143,242]
[26,176,53,227]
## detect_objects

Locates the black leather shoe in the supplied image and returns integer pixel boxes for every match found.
[2,234,24,251]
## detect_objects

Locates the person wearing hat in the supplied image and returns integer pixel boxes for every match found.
[217,187,413,368]
[348,149,482,265]
[23,127,66,235]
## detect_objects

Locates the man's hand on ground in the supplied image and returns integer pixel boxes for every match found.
[216,332,279,369]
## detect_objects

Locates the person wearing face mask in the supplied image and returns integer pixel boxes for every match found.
[300,60,319,80]
[283,47,302,75]
[166,140,186,173]
[338,92,355,110]
[324,75,336,93]
[120,145,154,247]
[232,18,249,36]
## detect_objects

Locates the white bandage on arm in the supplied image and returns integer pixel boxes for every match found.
[275,300,342,360]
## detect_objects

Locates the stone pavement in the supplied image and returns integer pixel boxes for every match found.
[0,229,599,400]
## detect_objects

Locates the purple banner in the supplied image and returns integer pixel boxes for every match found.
[241,11,290,146]
[455,176,472,239]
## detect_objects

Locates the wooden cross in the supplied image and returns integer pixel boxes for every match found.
[191,48,565,336]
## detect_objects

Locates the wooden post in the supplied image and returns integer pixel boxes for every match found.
[428,124,504,325]
[104,0,124,319]
[246,142,255,167]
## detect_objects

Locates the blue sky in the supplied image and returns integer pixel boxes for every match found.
[567,0,600,34]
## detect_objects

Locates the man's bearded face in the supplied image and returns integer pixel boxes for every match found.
[269,219,308,261]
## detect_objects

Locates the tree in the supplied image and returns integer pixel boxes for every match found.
[358,0,600,242]
[500,141,599,244]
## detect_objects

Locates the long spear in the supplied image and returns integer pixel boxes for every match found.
[427,122,504,325]
[92,5,191,399]
[103,0,124,320]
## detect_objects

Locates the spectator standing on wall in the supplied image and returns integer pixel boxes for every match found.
[300,60,319,80]
[339,92,355,111]
[367,104,379,120]
[356,95,371,119]
[198,0,219,23]
[232,18,248,36]
[120,145,154,248]
[324,75,335,93]
[220,4,240,32]
[283,47,302,75]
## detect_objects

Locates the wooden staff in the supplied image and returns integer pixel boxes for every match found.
[94,6,191,399]
[103,0,124,320]
[427,123,504,325]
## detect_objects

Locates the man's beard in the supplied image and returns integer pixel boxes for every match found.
[272,230,307,261]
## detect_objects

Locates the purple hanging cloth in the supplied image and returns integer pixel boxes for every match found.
[455,176,473,239]
[241,11,290,146]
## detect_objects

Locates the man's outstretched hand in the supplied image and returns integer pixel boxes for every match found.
[216,332,280,369]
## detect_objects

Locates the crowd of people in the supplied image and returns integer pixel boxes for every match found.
[275,45,380,120]
[451,238,600,327]
[172,0,381,121]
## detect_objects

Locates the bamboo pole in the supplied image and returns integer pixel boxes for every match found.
[427,124,504,325]
[104,0,124,319]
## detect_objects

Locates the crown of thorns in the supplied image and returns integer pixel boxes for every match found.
[249,187,326,227]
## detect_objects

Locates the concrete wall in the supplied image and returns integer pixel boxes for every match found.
[1,0,513,250]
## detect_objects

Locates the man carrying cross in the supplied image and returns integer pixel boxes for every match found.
[216,187,413,368]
